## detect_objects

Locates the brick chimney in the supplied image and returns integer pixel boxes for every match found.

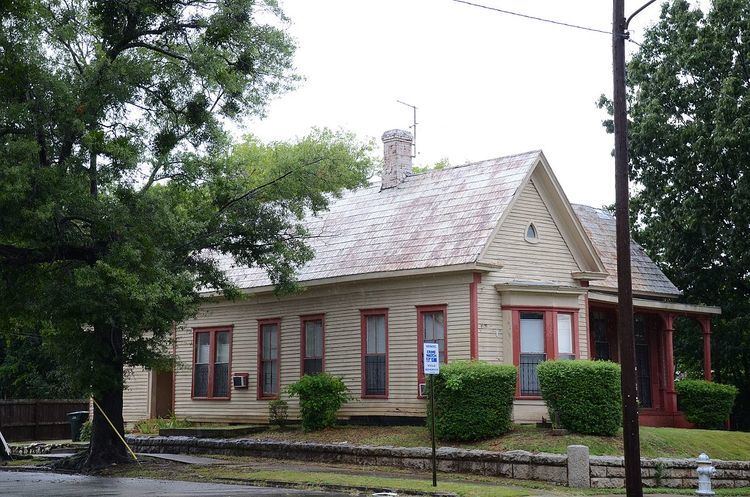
[381,129,413,189]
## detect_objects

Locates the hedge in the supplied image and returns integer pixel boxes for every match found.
[676,379,738,429]
[537,360,622,436]
[287,373,349,432]
[429,361,516,441]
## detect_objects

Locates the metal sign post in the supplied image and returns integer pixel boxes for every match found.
[423,342,440,487]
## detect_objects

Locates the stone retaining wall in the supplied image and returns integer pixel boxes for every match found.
[126,435,750,489]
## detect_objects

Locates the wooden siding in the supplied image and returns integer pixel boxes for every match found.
[172,273,474,422]
[123,366,151,423]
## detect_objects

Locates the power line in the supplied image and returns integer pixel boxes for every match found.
[450,0,613,36]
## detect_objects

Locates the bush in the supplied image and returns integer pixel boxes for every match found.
[80,420,92,442]
[676,379,738,429]
[268,399,289,428]
[132,414,192,434]
[287,373,349,432]
[537,360,621,436]
[429,361,516,441]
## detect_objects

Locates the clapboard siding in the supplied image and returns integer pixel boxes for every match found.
[172,273,473,421]
[123,367,151,423]
[477,176,588,368]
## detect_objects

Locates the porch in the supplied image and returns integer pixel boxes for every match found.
[587,292,721,428]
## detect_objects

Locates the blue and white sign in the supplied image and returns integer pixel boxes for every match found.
[423,342,440,375]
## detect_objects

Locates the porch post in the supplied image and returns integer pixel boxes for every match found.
[663,313,677,413]
[700,318,713,381]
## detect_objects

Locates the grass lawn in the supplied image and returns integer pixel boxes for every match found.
[238,424,750,461]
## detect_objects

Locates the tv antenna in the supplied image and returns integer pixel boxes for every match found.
[396,100,417,158]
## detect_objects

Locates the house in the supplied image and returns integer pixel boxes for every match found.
[123,129,719,428]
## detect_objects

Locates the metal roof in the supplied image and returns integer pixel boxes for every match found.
[218,150,542,289]
[571,204,681,297]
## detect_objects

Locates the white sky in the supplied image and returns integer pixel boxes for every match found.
[245,0,668,208]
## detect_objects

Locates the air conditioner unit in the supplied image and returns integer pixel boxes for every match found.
[418,383,427,397]
[232,372,249,389]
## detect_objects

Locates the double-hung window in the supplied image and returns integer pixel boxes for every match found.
[258,319,280,399]
[556,313,575,361]
[417,305,447,395]
[192,327,232,399]
[361,310,388,398]
[301,315,324,375]
[519,312,545,396]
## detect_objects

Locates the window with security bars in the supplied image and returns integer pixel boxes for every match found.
[193,329,231,399]
[362,312,387,397]
[302,318,324,375]
[259,321,279,398]
[520,312,545,396]
[591,311,611,360]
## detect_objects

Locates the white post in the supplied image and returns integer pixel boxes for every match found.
[696,453,716,496]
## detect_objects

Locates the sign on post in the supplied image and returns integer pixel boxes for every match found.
[423,342,440,375]
[423,341,440,487]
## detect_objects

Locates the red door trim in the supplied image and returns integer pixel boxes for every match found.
[257,318,282,400]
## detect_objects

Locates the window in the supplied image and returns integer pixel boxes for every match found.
[556,313,575,360]
[361,309,388,398]
[258,319,280,399]
[417,305,447,394]
[301,315,324,375]
[510,307,578,398]
[524,222,539,243]
[519,312,545,396]
[192,327,232,399]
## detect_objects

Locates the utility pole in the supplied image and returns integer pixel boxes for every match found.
[613,1,655,495]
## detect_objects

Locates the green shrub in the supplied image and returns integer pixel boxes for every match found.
[132,414,192,434]
[537,360,621,436]
[268,399,289,428]
[429,361,516,441]
[287,373,349,432]
[80,420,92,442]
[676,379,738,429]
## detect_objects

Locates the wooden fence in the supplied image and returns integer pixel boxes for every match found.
[0,399,88,442]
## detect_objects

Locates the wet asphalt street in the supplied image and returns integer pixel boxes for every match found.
[0,470,352,497]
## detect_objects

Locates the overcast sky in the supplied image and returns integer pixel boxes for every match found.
[245,0,669,208]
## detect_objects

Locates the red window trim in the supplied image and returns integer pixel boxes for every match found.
[360,309,389,399]
[416,304,448,397]
[191,326,233,401]
[300,314,325,376]
[257,318,282,400]
[507,306,579,399]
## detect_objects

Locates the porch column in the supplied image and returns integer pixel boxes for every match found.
[663,313,677,413]
[700,317,713,381]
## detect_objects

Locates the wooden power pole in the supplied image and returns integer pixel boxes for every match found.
[612,0,656,495]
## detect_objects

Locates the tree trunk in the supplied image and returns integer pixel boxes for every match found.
[84,324,131,468]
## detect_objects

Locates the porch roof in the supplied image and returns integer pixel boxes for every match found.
[571,204,682,298]
[588,291,721,316]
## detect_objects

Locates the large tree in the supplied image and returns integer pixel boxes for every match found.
[601,0,750,428]
[0,0,374,467]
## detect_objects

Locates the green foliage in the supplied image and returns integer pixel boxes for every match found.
[0,0,373,461]
[0,329,85,399]
[132,415,192,435]
[268,399,289,429]
[598,0,750,429]
[412,157,450,174]
[80,420,92,442]
[676,380,738,429]
[287,373,349,432]
[537,360,622,436]
[429,361,516,441]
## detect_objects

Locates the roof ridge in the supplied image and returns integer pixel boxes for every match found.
[408,149,542,178]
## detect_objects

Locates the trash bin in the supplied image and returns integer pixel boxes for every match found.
[67,411,89,442]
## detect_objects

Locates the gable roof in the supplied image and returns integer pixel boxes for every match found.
[219,151,542,290]
[571,204,681,298]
